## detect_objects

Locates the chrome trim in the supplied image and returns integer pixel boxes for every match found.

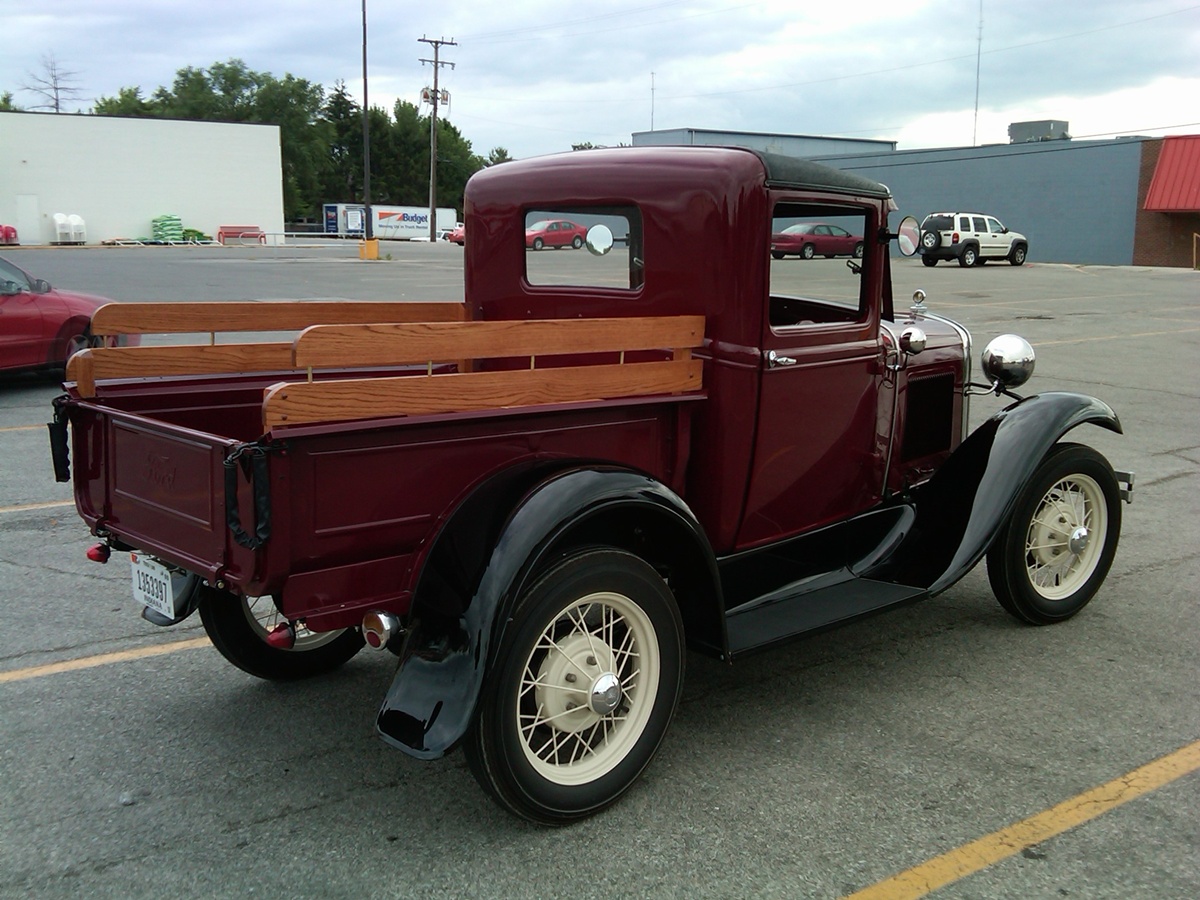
[922,312,972,441]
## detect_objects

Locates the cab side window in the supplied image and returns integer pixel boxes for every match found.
[768,201,870,329]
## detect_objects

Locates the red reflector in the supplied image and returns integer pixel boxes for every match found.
[364,631,383,649]
[86,543,111,563]
[265,623,296,650]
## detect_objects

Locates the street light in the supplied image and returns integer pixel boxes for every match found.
[361,0,373,246]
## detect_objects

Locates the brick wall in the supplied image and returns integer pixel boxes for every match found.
[1133,139,1200,268]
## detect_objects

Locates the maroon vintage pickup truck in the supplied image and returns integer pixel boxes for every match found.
[51,146,1132,824]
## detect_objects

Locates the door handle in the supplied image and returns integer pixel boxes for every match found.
[766,350,796,368]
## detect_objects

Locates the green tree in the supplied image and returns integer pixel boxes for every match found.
[0,91,19,111]
[486,147,513,166]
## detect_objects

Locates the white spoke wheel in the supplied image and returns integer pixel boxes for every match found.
[987,444,1121,624]
[464,549,684,824]
[197,585,364,680]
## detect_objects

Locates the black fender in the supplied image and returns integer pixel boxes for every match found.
[376,465,718,759]
[868,391,1121,595]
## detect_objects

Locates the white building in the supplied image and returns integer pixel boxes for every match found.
[0,111,284,245]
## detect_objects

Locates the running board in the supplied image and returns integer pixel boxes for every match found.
[724,569,925,657]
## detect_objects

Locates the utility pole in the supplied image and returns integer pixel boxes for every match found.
[972,0,983,146]
[419,36,457,242]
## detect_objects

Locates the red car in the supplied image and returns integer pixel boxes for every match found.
[525,218,587,250]
[771,222,864,259]
[0,255,126,375]
[448,223,465,245]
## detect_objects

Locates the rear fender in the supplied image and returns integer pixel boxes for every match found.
[376,466,717,759]
[870,391,1121,594]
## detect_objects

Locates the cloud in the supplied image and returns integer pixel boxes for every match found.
[2,0,1197,158]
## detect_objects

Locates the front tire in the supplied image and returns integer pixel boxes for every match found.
[197,586,364,680]
[571,235,583,249]
[986,444,1122,624]
[463,549,684,825]
[1009,244,1027,266]
[852,242,864,259]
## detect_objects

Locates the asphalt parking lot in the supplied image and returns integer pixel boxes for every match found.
[1,243,1198,899]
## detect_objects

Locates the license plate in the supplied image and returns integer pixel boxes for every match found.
[130,553,182,619]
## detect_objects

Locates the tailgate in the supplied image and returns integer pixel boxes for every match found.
[68,401,247,583]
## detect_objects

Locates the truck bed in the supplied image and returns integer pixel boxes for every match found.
[60,303,706,630]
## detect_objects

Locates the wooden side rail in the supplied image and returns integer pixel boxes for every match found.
[263,315,706,430]
[291,315,705,370]
[69,301,470,398]
[68,343,296,399]
[89,300,468,336]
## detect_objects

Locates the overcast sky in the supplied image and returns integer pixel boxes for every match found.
[2,1,1198,159]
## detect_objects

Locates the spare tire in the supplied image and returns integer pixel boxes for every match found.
[920,229,941,251]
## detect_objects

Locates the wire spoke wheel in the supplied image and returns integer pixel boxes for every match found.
[464,549,684,824]
[987,443,1121,624]
[518,591,659,785]
[197,585,364,680]
[1023,474,1106,600]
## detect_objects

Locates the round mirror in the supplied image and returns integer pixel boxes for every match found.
[896,216,920,257]
[585,224,614,256]
[981,334,1036,388]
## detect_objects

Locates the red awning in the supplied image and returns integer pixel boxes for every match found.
[1144,136,1200,211]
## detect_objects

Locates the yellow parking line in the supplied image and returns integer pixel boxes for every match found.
[1035,326,1200,347]
[0,636,211,683]
[0,500,73,514]
[844,740,1200,899]
[0,424,46,433]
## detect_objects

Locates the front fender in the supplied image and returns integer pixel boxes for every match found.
[376,466,711,759]
[872,391,1121,594]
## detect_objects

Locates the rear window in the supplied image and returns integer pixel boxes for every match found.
[923,215,954,230]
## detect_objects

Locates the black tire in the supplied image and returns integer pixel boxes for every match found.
[197,586,364,680]
[771,251,785,260]
[532,237,544,251]
[958,245,979,267]
[1009,244,1027,266]
[801,243,815,259]
[463,549,685,825]
[921,256,938,267]
[571,235,583,250]
[852,242,864,259]
[920,229,941,251]
[986,443,1122,625]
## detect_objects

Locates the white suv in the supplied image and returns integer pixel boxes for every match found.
[919,212,1028,267]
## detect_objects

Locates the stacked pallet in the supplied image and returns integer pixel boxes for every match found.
[151,215,184,242]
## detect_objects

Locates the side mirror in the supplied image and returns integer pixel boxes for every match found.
[33,278,52,293]
[585,224,614,256]
[894,216,920,257]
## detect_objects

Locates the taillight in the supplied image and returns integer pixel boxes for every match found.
[952,232,960,244]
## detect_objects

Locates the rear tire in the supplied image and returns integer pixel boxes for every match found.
[801,243,815,259]
[959,246,979,267]
[532,237,544,251]
[771,251,785,260]
[198,586,364,680]
[921,256,938,267]
[463,549,684,824]
[986,444,1121,624]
